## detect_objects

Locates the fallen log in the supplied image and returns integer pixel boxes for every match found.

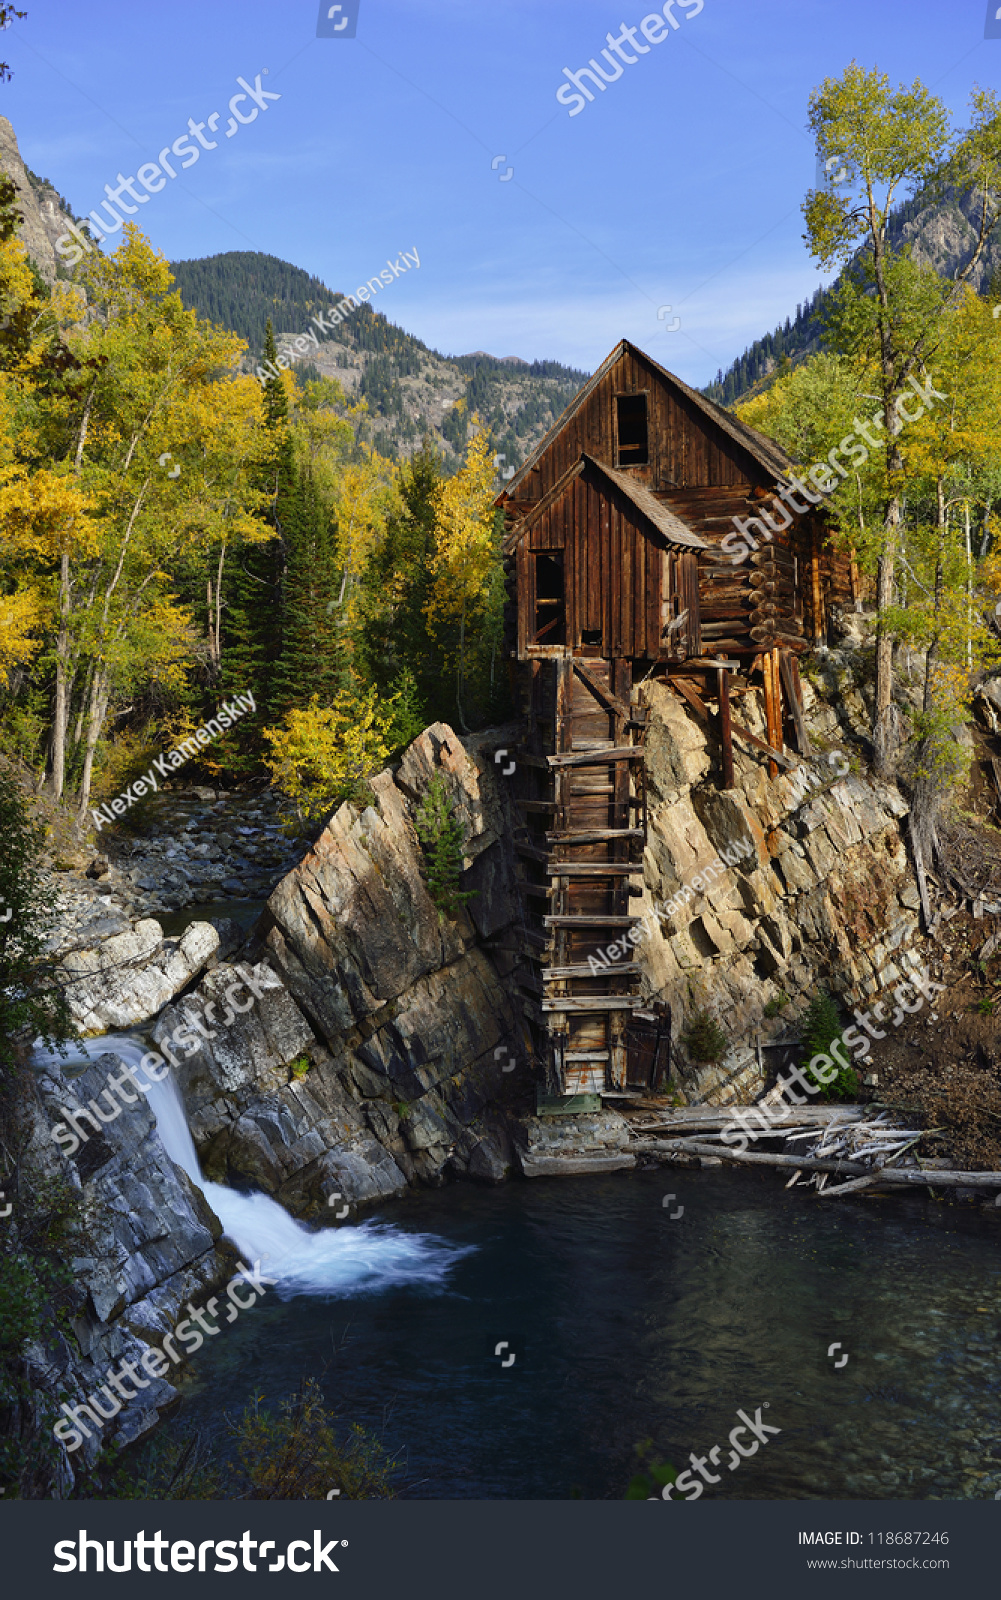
[630,1138,1001,1188]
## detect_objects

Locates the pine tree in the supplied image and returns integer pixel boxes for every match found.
[270,464,343,716]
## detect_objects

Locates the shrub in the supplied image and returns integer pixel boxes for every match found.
[80,1378,400,1500]
[799,988,858,1100]
[262,684,397,828]
[763,992,789,1018]
[414,771,477,919]
[625,1439,678,1501]
[680,1009,728,1064]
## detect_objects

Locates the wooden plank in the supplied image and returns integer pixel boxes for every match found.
[546,827,644,845]
[543,964,643,979]
[517,540,529,657]
[718,665,734,789]
[544,914,642,928]
[779,647,812,756]
[548,746,645,769]
[543,997,647,1013]
[669,675,709,722]
[547,863,643,877]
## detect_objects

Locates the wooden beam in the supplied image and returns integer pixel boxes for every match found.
[542,963,643,979]
[515,841,550,863]
[571,658,633,723]
[546,827,644,844]
[717,665,734,789]
[763,647,781,777]
[728,717,798,772]
[502,457,584,554]
[548,746,645,769]
[543,997,647,1013]
[546,863,643,877]
[544,914,642,928]
[779,648,812,756]
[668,675,709,722]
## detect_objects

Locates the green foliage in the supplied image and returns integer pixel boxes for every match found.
[384,666,426,757]
[80,1379,399,1500]
[0,764,73,1077]
[290,1055,310,1079]
[800,989,858,1100]
[625,1439,678,1500]
[680,1008,728,1064]
[414,772,477,919]
[764,992,790,1018]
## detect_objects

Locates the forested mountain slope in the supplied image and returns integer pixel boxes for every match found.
[170,250,589,470]
[704,183,1001,407]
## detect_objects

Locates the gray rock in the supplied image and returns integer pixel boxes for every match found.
[60,920,220,1033]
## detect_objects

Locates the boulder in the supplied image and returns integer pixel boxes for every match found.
[60,919,220,1033]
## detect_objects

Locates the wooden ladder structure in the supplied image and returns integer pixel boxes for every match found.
[514,657,649,1097]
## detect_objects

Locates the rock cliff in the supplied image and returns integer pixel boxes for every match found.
[27,684,932,1491]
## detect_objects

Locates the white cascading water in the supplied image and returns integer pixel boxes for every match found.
[33,1035,470,1299]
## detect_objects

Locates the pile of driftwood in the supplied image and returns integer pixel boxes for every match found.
[627,1103,1001,1200]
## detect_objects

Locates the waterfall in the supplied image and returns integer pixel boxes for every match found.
[33,1035,470,1300]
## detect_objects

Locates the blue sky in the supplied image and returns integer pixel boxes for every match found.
[4,0,1000,383]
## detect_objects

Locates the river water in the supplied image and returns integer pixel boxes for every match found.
[39,1037,1001,1501]
[169,1169,1001,1502]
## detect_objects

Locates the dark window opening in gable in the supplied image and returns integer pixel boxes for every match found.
[616,393,648,467]
[533,552,564,645]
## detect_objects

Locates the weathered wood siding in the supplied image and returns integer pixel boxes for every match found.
[522,461,667,659]
[512,346,767,507]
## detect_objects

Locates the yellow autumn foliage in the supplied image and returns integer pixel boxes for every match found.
[262,687,396,826]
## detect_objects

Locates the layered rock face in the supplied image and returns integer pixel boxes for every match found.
[25,1053,232,1486]
[160,726,525,1211]
[634,670,923,1103]
[0,116,74,285]
[156,699,926,1190]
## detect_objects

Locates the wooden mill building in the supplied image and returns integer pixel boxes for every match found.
[497,339,856,1105]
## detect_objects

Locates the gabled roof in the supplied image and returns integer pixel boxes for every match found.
[496,339,793,503]
[502,451,709,556]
